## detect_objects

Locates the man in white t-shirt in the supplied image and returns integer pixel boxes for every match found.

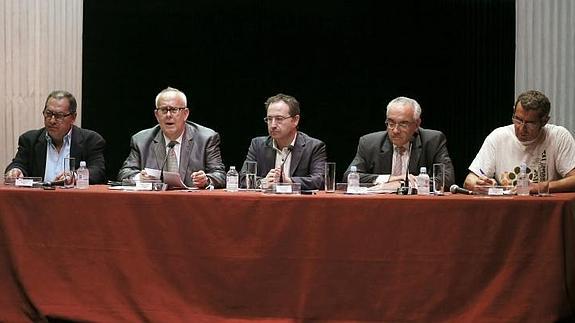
[464,90,575,193]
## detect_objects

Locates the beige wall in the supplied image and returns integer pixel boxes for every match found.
[516,0,575,134]
[0,0,83,172]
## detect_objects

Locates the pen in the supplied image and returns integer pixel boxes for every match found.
[479,169,498,185]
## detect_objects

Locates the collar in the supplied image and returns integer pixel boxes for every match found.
[163,132,184,147]
[393,143,410,153]
[272,133,298,153]
[45,127,72,146]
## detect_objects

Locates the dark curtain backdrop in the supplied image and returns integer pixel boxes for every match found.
[82,0,515,184]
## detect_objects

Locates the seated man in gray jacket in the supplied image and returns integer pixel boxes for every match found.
[240,93,327,190]
[117,87,226,188]
[344,96,455,189]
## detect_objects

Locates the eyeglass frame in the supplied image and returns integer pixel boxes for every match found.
[263,115,294,124]
[42,109,74,121]
[385,119,414,130]
[155,106,188,115]
[511,115,542,131]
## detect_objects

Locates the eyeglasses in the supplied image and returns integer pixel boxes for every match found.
[43,110,73,121]
[264,115,293,124]
[385,119,413,130]
[156,106,187,115]
[511,115,540,130]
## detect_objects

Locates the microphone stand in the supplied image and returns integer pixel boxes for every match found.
[160,141,177,182]
[278,145,294,183]
[397,132,419,195]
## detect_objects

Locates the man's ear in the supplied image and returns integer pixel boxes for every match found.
[293,114,300,126]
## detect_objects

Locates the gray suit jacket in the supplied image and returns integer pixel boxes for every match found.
[117,122,226,188]
[343,128,455,187]
[5,125,107,184]
[239,131,327,190]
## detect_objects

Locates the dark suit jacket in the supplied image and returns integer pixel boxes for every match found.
[239,131,327,190]
[117,122,226,188]
[5,125,107,184]
[343,128,455,187]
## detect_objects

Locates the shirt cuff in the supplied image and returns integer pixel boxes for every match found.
[374,175,390,184]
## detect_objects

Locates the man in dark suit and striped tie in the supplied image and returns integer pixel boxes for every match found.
[344,96,455,189]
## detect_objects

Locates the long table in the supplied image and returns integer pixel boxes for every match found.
[0,185,573,322]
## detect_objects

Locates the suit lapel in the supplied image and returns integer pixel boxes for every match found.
[70,126,82,166]
[289,133,304,176]
[35,130,49,177]
[180,124,195,178]
[409,132,422,174]
[152,130,166,169]
[379,135,394,174]
[263,137,276,176]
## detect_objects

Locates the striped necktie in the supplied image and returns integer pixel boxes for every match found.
[166,141,179,172]
[391,146,406,176]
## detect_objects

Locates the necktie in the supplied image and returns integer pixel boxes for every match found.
[391,146,406,177]
[166,141,179,172]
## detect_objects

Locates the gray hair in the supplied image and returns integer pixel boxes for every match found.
[44,90,77,114]
[514,90,550,118]
[386,96,422,120]
[155,87,188,108]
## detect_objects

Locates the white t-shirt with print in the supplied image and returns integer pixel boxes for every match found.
[469,124,575,186]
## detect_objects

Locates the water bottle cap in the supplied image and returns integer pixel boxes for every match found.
[420,167,427,173]
[80,161,86,167]
[350,166,357,172]
[230,166,235,170]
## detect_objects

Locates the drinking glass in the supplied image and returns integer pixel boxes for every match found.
[245,161,257,190]
[324,162,336,193]
[538,162,550,196]
[63,157,76,188]
[432,163,445,195]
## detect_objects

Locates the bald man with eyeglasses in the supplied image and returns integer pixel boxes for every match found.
[4,90,107,184]
[465,90,575,193]
[344,96,455,190]
[117,87,226,189]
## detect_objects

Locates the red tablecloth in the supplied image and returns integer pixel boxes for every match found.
[0,185,573,322]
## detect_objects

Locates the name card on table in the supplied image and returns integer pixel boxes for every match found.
[15,178,34,187]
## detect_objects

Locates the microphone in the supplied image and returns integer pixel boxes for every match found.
[450,184,474,195]
[278,145,294,183]
[42,179,65,187]
[160,141,177,182]
[400,132,419,194]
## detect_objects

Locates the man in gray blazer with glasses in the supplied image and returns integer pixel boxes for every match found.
[117,87,226,189]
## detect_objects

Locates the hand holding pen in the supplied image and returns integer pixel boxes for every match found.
[478,169,497,186]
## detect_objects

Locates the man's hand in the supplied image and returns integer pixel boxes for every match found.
[476,175,496,186]
[265,168,280,185]
[5,168,23,179]
[139,169,157,180]
[368,181,401,191]
[464,172,496,191]
[388,174,417,187]
[54,171,66,182]
[191,170,210,188]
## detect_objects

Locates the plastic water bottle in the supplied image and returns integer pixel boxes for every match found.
[347,166,360,193]
[516,162,530,196]
[226,166,239,192]
[417,167,430,195]
[76,161,89,189]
